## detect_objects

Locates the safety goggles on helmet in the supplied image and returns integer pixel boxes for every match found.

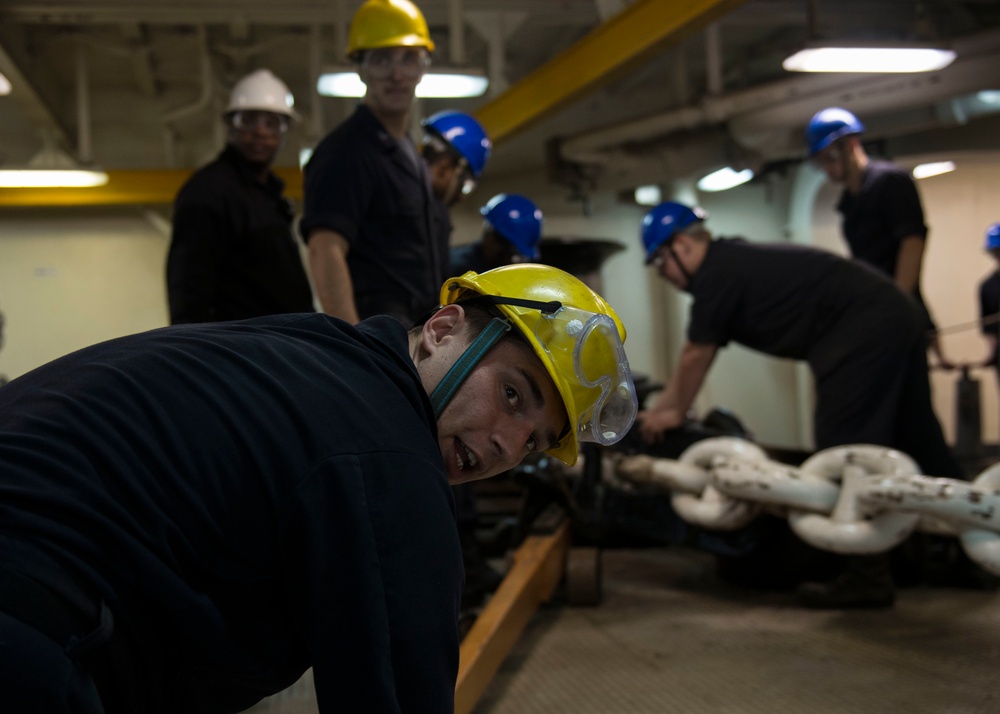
[439,265,637,465]
[529,304,637,449]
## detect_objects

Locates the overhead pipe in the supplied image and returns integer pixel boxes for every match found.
[75,40,93,164]
[448,0,466,65]
[560,26,1000,171]
[162,26,213,126]
[705,22,723,96]
[308,25,324,142]
[464,10,525,98]
[560,72,858,161]
[162,26,213,166]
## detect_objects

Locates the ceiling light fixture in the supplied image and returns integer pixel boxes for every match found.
[783,43,956,73]
[0,143,108,188]
[697,167,754,192]
[976,90,1000,106]
[317,68,489,99]
[912,161,955,180]
[0,71,11,95]
[634,185,662,206]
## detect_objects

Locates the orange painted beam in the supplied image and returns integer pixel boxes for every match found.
[454,521,570,714]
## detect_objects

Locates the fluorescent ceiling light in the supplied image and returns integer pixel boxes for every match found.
[416,72,489,98]
[0,144,108,188]
[783,46,956,73]
[912,161,955,180]
[0,71,10,95]
[634,185,662,206]
[0,169,109,187]
[317,68,489,98]
[976,90,1000,105]
[697,167,754,192]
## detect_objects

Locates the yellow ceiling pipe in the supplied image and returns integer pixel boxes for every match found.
[0,167,304,207]
[474,0,748,144]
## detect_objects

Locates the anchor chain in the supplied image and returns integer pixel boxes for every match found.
[615,438,1000,576]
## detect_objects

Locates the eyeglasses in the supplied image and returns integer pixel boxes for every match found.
[651,244,671,268]
[363,49,430,79]
[231,111,289,136]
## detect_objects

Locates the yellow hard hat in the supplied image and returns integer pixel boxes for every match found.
[441,264,638,466]
[347,0,435,58]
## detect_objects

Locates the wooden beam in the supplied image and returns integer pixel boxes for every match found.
[454,520,570,714]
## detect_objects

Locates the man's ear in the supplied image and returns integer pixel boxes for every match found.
[420,303,466,355]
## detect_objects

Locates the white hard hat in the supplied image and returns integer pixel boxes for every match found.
[225,69,298,120]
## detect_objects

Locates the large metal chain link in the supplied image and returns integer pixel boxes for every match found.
[614,438,1000,577]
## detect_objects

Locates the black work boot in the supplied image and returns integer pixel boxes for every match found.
[795,554,895,609]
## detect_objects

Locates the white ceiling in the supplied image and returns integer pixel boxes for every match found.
[2,0,1000,194]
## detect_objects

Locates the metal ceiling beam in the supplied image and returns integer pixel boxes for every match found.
[472,0,749,144]
[0,1,599,27]
[0,34,71,147]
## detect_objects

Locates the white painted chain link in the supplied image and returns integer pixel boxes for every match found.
[614,437,1000,577]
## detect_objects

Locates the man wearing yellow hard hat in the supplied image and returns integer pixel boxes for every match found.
[301,0,442,327]
[0,264,637,711]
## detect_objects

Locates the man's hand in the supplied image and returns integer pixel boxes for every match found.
[637,407,686,443]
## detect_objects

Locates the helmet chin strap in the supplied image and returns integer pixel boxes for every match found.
[430,317,510,419]
[668,242,694,285]
[429,295,563,419]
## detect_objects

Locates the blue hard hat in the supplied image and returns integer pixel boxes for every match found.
[481,193,542,259]
[641,201,707,263]
[986,223,1000,251]
[422,110,491,178]
[806,107,864,156]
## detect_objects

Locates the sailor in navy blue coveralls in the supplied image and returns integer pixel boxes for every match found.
[0,314,462,713]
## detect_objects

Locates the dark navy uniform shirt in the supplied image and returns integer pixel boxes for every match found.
[300,105,440,326]
[836,159,935,330]
[167,144,314,324]
[980,271,1000,339]
[0,314,461,713]
[686,237,902,360]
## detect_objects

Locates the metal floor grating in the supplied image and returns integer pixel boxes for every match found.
[473,548,1000,714]
[243,546,1000,713]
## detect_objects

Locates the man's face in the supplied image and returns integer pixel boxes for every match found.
[813,141,846,183]
[481,229,522,268]
[420,307,567,485]
[358,47,428,117]
[652,242,688,290]
[227,110,286,169]
[428,156,466,207]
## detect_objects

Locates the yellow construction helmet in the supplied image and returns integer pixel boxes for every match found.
[440,264,638,466]
[347,0,435,58]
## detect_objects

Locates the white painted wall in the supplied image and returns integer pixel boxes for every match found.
[2,154,998,455]
[0,209,171,380]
